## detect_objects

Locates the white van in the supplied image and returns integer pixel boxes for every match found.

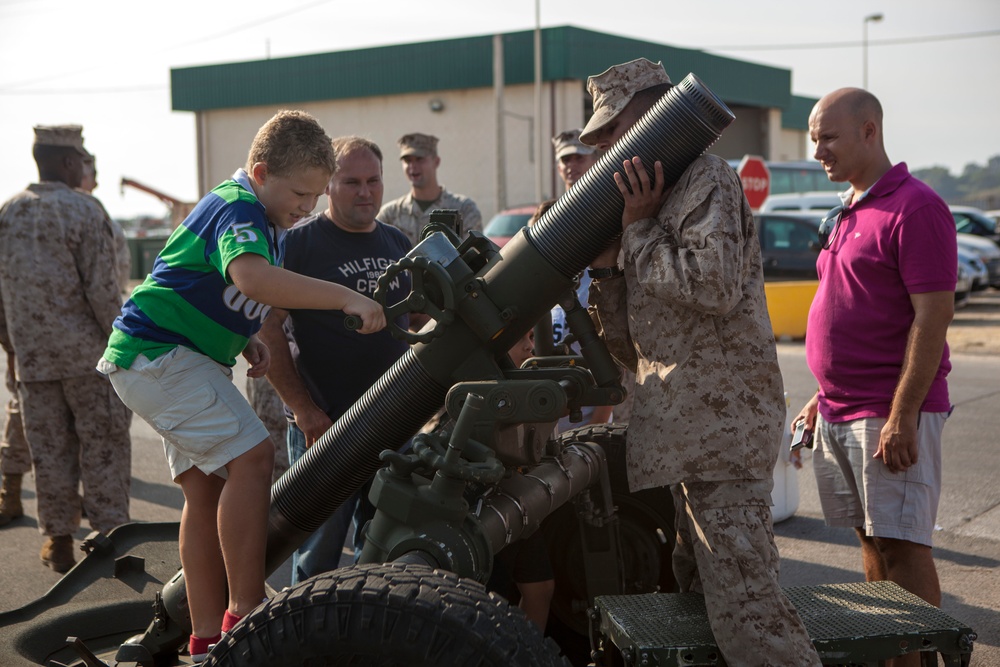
[727,159,846,196]
[759,191,842,213]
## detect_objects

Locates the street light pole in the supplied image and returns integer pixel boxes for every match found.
[533,0,543,203]
[863,13,884,89]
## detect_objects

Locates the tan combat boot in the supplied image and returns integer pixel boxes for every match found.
[0,473,24,526]
[40,535,76,573]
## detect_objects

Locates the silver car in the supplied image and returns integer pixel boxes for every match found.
[955,260,972,308]
[957,233,1000,288]
[958,248,989,292]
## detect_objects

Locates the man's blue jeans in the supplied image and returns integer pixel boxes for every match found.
[287,422,368,585]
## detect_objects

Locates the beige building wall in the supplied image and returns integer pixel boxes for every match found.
[192,81,809,222]
[714,105,767,159]
[194,80,587,223]
[693,105,814,165]
[774,128,811,163]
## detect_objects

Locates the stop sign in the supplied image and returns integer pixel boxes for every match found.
[737,155,771,210]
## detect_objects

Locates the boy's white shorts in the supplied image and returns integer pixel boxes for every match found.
[100,345,270,481]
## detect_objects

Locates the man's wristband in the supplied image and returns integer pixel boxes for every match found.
[588,265,624,280]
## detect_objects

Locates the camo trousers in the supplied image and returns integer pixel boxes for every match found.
[18,372,131,537]
[2,399,32,476]
[672,480,822,667]
[2,361,32,475]
[245,375,289,482]
[612,368,636,423]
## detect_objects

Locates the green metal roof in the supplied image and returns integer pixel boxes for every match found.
[171,26,794,112]
[783,95,819,131]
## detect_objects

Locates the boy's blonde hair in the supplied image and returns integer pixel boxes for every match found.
[246,110,337,177]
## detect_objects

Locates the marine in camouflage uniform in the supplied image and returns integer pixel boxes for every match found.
[582,59,821,666]
[377,133,482,245]
[0,125,131,572]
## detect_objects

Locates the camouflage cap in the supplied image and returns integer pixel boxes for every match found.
[551,129,596,160]
[398,133,439,158]
[33,124,89,156]
[579,58,672,146]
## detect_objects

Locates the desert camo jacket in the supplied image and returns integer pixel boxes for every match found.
[589,154,784,492]
[378,188,482,245]
[0,182,122,382]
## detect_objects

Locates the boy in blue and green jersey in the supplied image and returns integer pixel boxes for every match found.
[98,110,386,662]
[106,176,285,369]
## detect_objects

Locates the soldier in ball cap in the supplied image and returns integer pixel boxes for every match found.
[0,125,132,572]
[378,132,482,244]
[552,128,598,191]
[544,131,615,432]
[583,59,822,666]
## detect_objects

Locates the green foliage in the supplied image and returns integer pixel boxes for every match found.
[913,155,1000,209]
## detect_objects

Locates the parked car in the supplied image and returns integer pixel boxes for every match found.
[951,205,1000,245]
[755,212,980,306]
[958,248,990,292]
[483,204,537,248]
[957,232,1000,288]
[955,261,973,308]
[759,191,841,213]
[755,211,823,280]
[726,159,847,196]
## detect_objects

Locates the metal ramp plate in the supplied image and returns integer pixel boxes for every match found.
[594,581,976,666]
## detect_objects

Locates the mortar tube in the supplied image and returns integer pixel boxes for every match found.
[265,73,732,575]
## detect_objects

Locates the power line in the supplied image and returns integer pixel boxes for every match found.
[166,0,330,51]
[0,85,165,96]
[4,23,996,95]
[696,28,1000,52]
[0,0,331,92]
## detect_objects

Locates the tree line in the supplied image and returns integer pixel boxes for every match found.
[913,155,1000,211]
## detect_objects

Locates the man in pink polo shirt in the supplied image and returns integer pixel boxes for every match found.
[793,88,956,660]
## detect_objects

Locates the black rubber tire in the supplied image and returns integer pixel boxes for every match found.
[542,423,675,659]
[204,562,570,667]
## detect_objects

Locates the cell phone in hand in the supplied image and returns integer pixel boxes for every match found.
[790,421,813,452]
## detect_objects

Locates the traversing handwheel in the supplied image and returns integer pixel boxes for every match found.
[375,256,457,344]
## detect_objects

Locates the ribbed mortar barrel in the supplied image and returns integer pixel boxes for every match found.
[266,349,446,571]
[528,73,735,278]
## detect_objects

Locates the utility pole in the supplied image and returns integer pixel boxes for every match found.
[533,0,543,203]
[863,13,884,89]
[494,35,507,213]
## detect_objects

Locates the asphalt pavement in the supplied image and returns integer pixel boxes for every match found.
[1,313,998,664]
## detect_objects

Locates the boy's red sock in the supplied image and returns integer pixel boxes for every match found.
[222,609,243,633]
[189,633,221,659]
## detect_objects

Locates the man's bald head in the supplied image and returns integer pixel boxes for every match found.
[809,88,892,191]
[817,87,884,134]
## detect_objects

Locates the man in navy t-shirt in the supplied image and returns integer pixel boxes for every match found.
[260,136,412,584]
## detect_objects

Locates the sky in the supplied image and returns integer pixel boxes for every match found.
[1,0,998,220]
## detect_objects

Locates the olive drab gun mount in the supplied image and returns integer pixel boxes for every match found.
[263,68,734,607]
[0,74,736,666]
